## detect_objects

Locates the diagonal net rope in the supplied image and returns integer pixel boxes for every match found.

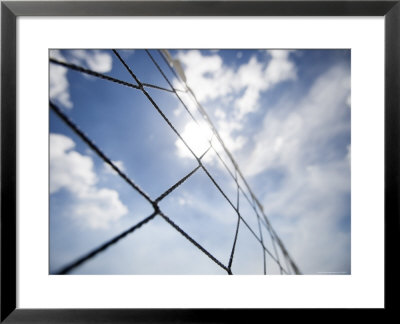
[50,49,301,275]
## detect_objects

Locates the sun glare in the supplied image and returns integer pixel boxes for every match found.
[176,121,213,159]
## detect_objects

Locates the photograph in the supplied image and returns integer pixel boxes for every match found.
[49,48,351,275]
[3,0,396,319]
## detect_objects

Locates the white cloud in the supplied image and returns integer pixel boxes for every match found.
[172,50,350,273]
[49,50,351,275]
[237,63,351,273]
[215,118,246,153]
[176,50,236,103]
[177,50,296,119]
[265,50,297,84]
[234,50,297,119]
[50,133,128,229]
[242,63,350,176]
[174,50,297,159]
[72,187,128,230]
[50,133,97,194]
[235,50,297,119]
[50,50,73,109]
[49,49,113,109]
[68,49,113,73]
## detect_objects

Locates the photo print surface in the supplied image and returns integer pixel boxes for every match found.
[49,49,351,275]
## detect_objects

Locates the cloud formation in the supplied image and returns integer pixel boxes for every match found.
[68,49,113,73]
[49,49,113,109]
[239,63,351,273]
[173,50,350,274]
[243,63,350,176]
[49,49,351,275]
[235,50,296,119]
[174,50,297,158]
[50,133,128,229]
[50,50,73,108]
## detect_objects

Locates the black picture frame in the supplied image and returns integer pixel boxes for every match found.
[1,0,399,322]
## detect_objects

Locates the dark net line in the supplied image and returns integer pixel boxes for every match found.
[227,170,241,271]
[51,102,230,274]
[147,47,242,187]
[256,206,283,271]
[150,50,281,244]
[49,50,299,274]
[49,55,278,272]
[156,49,300,274]
[143,49,271,262]
[111,50,286,272]
[144,49,199,127]
[50,58,141,90]
[147,49,298,274]
[158,211,231,274]
[49,59,285,275]
[50,102,153,207]
[257,215,267,275]
[56,212,158,275]
[227,217,240,272]
[144,50,281,264]
[50,53,290,274]
[50,58,177,97]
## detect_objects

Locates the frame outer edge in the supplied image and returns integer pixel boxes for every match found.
[1,2,17,322]
[385,1,400,311]
[2,1,399,16]
[1,0,398,322]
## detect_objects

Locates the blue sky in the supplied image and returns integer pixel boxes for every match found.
[49,49,351,275]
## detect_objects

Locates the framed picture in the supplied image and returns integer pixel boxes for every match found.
[1,0,398,321]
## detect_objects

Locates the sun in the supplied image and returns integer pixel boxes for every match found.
[176,120,213,159]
